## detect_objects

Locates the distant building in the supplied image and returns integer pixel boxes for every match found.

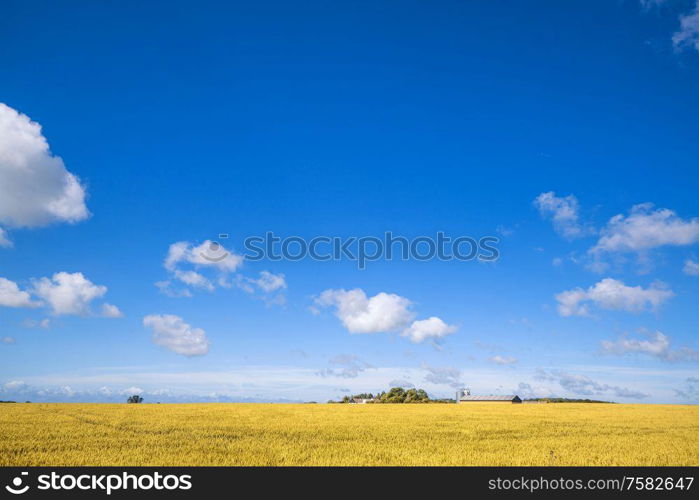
[455,388,522,404]
[349,397,373,404]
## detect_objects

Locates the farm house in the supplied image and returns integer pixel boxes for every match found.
[455,389,522,404]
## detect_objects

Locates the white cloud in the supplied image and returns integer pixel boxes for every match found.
[5,362,686,403]
[315,288,414,334]
[160,240,244,296]
[591,203,699,255]
[401,317,457,343]
[22,318,50,329]
[601,331,699,362]
[489,355,518,365]
[496,225,515,237]
[164,241,190,272]
[101,303,123,318]
[422,364,463,388]
[315,288,457,344]
[120,386,144,396]
[0,103,89,241]
[317,354,372,378]
[164,240,243,273]
[515,382,533,398]
[236,271,287,305]
[173,270,214,291]
[32,272,111,316]
[251,271,286,293]
[389,379,414,388]
[154,280,192,298]
[642,0,699,53]
[673,0,699,51]
[1,337,16,344]
[533,191,590,239]
[143,314,209,357]
[188,241,244,272]
[161,243,286,305]
[0,227,11,247]
[0,277,39,308]
[683,259,699,276]
[555,288,592,317]
[556,278,674,317]
[535,369,648,399]
[2,380,28,392]
[234,277,254,294]
[55,386,76,397]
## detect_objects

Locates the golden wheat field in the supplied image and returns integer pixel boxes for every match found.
[0,403,697,466]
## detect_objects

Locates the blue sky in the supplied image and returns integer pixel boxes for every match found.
[1,0,698,403]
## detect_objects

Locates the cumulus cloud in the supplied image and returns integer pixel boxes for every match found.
[32,272,117,316]
[683,259,699,276]
[164,240,243,273]
[402,317,457,343]
[422,364,463,388]
[163,241,189,271]
[188,241,244,272]
[315,288,456,344]
[101,303,123,318]
[0,277,39,308]
[317,354,372,378]
[556,278,674,317]
[534,191,590,239]
[489,355,518,365]
[159,240,244,296]
[173,270,214,291]
[315,288,414,334]
[247,271,287,293]
[673,0,699,51]
[0,103,89,244]
[1,337,16,344]
[601,331,699,362]
[535,369,648,399]
[591,204,699,256]
[143,314,209,357]
[235,271,287,306]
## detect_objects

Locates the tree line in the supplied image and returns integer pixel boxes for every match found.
[330,387,454,404]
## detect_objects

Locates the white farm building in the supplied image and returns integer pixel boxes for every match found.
[455,389,522,404]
